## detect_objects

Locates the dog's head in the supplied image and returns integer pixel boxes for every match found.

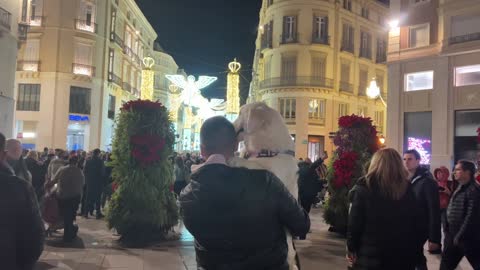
[234,102,294,153]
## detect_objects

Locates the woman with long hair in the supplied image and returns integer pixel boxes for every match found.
[347,148,422,270]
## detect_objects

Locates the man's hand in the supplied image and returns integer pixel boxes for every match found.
[428,241,441,252]
[346,252,356,268]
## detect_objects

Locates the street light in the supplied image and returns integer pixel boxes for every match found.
[366,78,387,107]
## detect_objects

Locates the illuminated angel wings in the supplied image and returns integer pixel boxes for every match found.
[195,76,218,90]
[165,75,217,91]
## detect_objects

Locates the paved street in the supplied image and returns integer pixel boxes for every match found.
[36,208,473,270]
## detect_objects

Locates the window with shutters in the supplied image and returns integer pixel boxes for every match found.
[76,0,96,33]
[281,55,297,83]
[361,7,369,19]
[73,43,94,76]
[357,106,368,117]
[110,8,117,36]
[376,72,385,95]
[309,99,326,125]
[279,98,296,120]
[311,55,326,81]
[69,86,91,114]
[343,0,352,11]
[313,16,329,44]
[376,38,387,63]
[340,61,352,92]
[108,95,116,119]
[264,55,272,80]
[374,111,385,133]
[341,24,355,53]
[17,84,41,111]
[108,49,114,80]
[22,39,40,71]
[261,21,273,49]
[360,31,372,59]
[282,16,297,43]
[125,27,133,50]
[359,68,368,95]
[338,103,349,117]
[409,23,430,48]
[28,0,43,26]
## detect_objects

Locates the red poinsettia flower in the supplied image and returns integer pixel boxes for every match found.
[130,134,166,166]
[333,151,358,188]
[121,99,164,112]
[338,114,373,128]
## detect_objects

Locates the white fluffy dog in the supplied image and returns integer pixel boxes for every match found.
[229,102,300,270]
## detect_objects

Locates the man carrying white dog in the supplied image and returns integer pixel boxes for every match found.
[180,116,310,270]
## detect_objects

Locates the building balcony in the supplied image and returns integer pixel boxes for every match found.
[26,16,44,27]
[110,32,124,49]
[449,32,480,45]
[17,60,41,72]
[280,33,299,44]
[124,46,141,65]
[376,53,386,63]
[259,76,334,89]
[341,43,355,54]
[74,19,97,33]
[0,7,12,30]
[339,81,354,93]
[108,72,122,86]
[308,117,326,126]
[72,63,95,77]
[312,35,330,45]
[123,82,132,93]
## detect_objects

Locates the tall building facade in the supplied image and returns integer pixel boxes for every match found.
[387,0,480,169]
[152,43,180,105]
[14,0,157,151]
[249,0,389,160]
[0,0,20,137]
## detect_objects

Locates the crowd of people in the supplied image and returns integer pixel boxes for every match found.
[1,118,480,270]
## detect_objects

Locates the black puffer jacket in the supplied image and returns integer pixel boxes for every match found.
[446,179,480,245]
[0,164,45,270]
[410,166,441,244]
[347,178,422,270]
[180,164,310,270]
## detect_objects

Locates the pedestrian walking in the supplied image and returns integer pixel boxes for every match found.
[440,160,480,270]
[84,149,105,219]
[5,139,32,182]
[433,166,453,242]
[347,148,422,270]
[25,150,47,205]
[0,132,44,269]
[403,149,442,266]
[173,156,188,196]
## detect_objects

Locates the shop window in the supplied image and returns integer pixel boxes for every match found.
[454,110,480,162]
[455,65,480,87]
[69,86,91,114]
[405,71,434,91]
[404,112,432,165]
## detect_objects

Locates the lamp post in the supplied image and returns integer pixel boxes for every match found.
[366,78,387,108]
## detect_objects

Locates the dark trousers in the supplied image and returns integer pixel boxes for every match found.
[440,234,480,270]
[58,196,81,241]
[80,185,87,215]
[87,190,102,215]
[415,237,428,270]
[299,196,315,214]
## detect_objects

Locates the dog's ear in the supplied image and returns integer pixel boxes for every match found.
[246,103,271,134]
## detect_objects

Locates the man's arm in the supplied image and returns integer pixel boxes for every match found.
[270,172,310,237]
[425,179,442,244]
[18,180,44,267]
[454,186,478,244]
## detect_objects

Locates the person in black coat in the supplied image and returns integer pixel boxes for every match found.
[298,158,324,214]
[403,149,442,266]
[440,160,480,270]
[347,148,422,270]
[25,150,46,205]
[180,117,310,270]
[0,133,44,270]
[83,149,105,219]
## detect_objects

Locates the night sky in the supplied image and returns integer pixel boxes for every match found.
[136,0,389,103]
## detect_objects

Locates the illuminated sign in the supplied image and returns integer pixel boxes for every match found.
[69,115,90,122]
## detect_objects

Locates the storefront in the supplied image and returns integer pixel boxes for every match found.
[454,110,480,163]
[67,114,90,151]
[404,112,433,166]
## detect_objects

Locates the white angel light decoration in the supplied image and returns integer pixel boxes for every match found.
[165,75,217,109]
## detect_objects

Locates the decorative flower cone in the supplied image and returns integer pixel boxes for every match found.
[323,115,380,234]
[106,99,178,247]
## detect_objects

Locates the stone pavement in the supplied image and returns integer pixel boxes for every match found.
[36,208,473,270]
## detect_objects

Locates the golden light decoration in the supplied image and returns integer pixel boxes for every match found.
[141,69,154,100]
[226,58,241,114]
[143,57,155,70]
[184,106,193,128]
[168,84,182,121]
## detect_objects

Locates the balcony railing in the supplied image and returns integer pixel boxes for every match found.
[18,23,29,40]
[376,53,386,63]
[123,82,132,93]
[359,48,372,59]
[259,76,334,89]
[108,72,122,86]
[74,19,97,33]
[110,32,124,49]
[312,35,330,45]
[280,33,299,44]
[124,46,141,65]
[27,15,44,26]
[72,63,95,77]
[308,117,326,126]
[449,32,480,45]
[0,7,12,30]
[341,42,355,53]
[17,60,41,72]
[339,81,354,93]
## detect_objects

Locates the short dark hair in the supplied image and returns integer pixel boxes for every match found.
[93,149,101,156]
[69,156,79,165]
[0,132,5,152]
[200,116,236,154]
[404,149,421,160]
[457,159,477,180]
